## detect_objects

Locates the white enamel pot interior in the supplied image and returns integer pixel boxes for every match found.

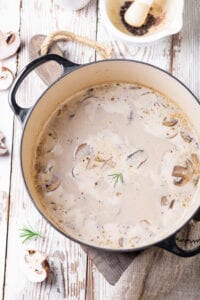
[9,54,200,256]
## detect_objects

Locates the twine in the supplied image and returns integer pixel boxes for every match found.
[40,30,113,59]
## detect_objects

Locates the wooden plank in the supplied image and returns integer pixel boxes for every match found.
[0,0,20,299]
[3,1,97,299]
[171,0,200,98]
[51,0,98,65]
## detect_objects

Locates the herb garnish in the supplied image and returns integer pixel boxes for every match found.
[19,226,42,244]
[108,172,124,187]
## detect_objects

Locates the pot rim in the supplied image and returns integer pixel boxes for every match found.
[19,57,200,252]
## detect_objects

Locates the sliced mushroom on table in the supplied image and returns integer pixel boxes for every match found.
[20,250,50,283]
[0,144,8,156]
[0,131,8,156]
[0,66,14,90]
[0,31,21,60]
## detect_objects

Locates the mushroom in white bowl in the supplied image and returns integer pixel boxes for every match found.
[100,0,184,44]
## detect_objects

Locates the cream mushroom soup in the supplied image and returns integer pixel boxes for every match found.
[33,83,200,249]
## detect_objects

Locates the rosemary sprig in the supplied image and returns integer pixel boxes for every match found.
[19,226,42,244]
[108,172,124,187]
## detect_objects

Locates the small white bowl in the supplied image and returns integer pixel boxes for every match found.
[100,0,184,43]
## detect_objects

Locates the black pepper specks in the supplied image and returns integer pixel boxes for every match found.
[120,1,156,36]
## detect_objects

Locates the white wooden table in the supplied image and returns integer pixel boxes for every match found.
[0,0,199,299]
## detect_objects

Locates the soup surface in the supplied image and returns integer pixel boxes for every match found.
[33,83,200,249]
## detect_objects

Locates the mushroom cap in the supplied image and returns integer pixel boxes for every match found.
[0,67,14,90]
[0,32,21,60]
[20,250,50,283]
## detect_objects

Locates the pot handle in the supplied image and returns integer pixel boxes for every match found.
[9,54,79,124]
[157,233,200,257]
